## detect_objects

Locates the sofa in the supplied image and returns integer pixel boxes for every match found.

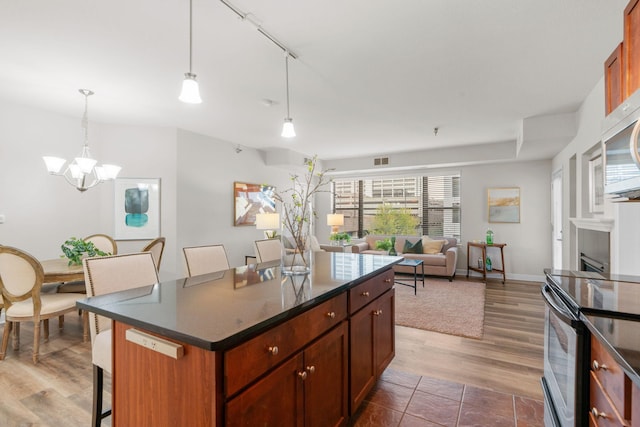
[351,235,458,281]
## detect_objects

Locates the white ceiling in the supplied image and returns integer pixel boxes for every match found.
[0,0,628,161]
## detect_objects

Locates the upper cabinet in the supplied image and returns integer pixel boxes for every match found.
[625,0,640,98]
[605,43,624,115]
[605,0,640,115]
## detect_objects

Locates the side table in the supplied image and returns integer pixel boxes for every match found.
[466,242,507,284]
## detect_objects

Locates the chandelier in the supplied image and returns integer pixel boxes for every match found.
[43,89,121,192]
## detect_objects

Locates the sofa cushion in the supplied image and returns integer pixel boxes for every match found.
[422,238,445,254]
[401,253,447,266]
[403,238,423,254]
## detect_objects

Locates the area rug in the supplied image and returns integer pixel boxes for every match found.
[394,278,486,339]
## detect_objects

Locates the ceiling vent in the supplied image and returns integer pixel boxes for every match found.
[374,157,389,166]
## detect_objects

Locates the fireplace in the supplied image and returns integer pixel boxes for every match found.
[577,228,610,273]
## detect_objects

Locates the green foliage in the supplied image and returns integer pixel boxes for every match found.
[329,232,351,243]
[370,203,419,235]
[60,237,109,266]
[375,238,393,251]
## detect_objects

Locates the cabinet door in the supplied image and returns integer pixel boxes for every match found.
[605,43,624,115]
[625,0,640,97]
[304,322,348,427]
[349,300,375,413]
[374,288,395,377]
[226,353,304,427]
[633,381,640,427]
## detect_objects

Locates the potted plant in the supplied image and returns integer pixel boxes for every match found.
[375,238,393,252]
[61,237,109,266]
[329,231,352,245]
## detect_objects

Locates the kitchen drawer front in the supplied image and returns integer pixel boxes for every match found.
[589,371,627,427]
[591,335,631,417]
[225,292,347,397]
[349,269,393,314]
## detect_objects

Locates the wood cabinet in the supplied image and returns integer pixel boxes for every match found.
[589,335,632,426]
[226,322,348,427]
[349,286,395,413]
[605,43,624,115]
[633,382,640,427]
[625,0,640,98]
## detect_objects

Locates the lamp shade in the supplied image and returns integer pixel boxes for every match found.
[179,73,202,104]
[255,212,280,230]
[327,214,344,227]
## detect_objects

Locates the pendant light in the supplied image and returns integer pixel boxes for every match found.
[281,52,296,138]
[43,89,121,192]
[179,0,202,104]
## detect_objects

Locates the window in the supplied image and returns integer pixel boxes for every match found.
[333,174,460,238]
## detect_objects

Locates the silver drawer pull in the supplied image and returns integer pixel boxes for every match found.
[361,291,370,297]
[384,278,391,283]
[306,365,316,374]
[268,346,279,356]
[298,370,308,380]
[373,309,383,316]
[592,360,608,371]
[326,311,336,319]
[591,407,608,419]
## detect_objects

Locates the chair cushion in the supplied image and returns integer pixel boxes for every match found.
[5,293,80,318]
[403,239,423,254]
[422,239,445,254]
[92,329,112,373]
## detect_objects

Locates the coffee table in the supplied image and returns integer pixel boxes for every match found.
[394,258,424,295]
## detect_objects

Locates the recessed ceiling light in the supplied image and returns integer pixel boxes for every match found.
[261,99,275,107]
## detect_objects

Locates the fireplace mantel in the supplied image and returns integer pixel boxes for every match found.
[569,217,614,232]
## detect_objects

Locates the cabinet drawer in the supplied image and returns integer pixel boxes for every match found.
[591,335,631,418]
[590,371,627,427]
[349,269,393,314]
[225,292,347,397]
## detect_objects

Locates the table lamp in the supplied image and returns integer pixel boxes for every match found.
[327,213,344,234]
[255,212,280,239]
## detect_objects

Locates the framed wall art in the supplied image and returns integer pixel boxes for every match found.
[114,178,161,240]
[234,182,277,226]
[488,187,520,223]
[588,152,604,213]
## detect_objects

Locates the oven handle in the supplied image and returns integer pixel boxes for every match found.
[542,284,577,325]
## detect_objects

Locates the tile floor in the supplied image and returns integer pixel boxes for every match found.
[350,368,544,427]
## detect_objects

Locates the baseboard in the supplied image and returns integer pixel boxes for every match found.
[456,268,544,284]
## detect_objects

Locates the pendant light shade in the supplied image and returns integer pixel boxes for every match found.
[179,72,202,104]
[179,0,202,104]
[281,53,295,138]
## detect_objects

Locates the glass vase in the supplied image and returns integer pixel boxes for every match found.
[280,202,312,275]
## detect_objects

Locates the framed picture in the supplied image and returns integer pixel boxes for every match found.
[488,187,520,223]
[234,182,276,226]
[114,178,161,240]
[589,153,604,213]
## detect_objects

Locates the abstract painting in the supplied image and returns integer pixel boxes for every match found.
[114,178,161,239]
[488,187,520,223]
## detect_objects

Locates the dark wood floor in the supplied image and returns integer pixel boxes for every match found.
[0,277,544,426]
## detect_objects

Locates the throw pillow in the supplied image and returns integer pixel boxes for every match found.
[403,239,423,254]
[422,239,445,254]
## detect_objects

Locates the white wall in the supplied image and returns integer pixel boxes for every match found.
[175,129,295,275]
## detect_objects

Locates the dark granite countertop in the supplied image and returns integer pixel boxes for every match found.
[77,252,402,351]
[581,313,640,388]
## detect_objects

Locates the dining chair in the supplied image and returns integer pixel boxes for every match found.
[183,244,230,277]
[142,237,165,271]
[0,246,81,364]
[84,234,118,255]
[254,239,283,263]
[83,252,159,427]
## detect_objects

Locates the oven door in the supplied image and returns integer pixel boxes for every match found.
[541,284,587,427]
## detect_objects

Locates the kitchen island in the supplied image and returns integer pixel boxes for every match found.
[77,252,401,426]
